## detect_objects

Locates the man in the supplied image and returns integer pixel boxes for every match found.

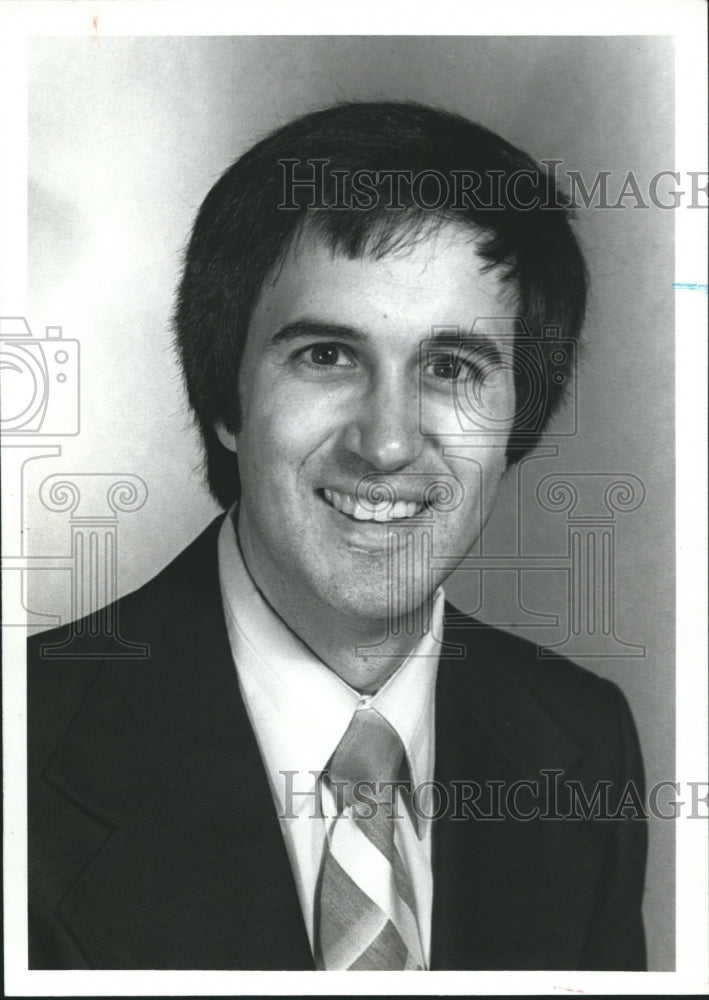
[27,101,647,971]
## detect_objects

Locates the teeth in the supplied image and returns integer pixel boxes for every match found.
[322,489,425,522]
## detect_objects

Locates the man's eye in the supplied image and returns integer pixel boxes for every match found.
[427,350,497,385]
[428,352,463,380]
[304,343,351,367]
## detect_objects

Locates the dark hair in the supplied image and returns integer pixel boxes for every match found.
[174,100,587,508]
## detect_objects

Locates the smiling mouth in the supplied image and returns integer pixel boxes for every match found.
[321,488,427,522]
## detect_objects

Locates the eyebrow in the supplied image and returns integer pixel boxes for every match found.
[427,329,505,370]
[268,319,367,346]
[268,317,506,366]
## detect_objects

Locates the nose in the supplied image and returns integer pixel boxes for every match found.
[343,372,426,471]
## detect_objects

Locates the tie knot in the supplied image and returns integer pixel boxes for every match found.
[328,707,405,804]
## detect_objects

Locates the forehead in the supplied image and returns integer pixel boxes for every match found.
[247,221,516,345]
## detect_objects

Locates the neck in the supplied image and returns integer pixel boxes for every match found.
[286,607,429,695]
[265,579,430,694]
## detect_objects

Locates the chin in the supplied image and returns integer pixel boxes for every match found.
[321,572,438,629]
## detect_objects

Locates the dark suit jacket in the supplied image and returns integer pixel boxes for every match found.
[28,515,647,970]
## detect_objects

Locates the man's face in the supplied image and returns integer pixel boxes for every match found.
[217,222,517,628]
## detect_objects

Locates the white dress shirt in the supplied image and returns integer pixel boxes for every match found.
[217,510,444,967]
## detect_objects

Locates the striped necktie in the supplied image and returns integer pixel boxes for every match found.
[315,706,425,970]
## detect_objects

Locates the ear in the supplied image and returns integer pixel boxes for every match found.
[214,421,238,453]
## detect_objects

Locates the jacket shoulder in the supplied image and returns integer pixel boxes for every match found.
[27,515,225,765]
[443,603,619,690]
[28,514,224,653]
[440,605,641,757]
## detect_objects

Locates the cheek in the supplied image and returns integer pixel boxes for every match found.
[421,378,516,437]
[237,388,335,484]
[481,455,508,511]
[447,450,507,519]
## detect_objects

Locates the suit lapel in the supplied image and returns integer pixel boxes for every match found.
[44,518,314,969]
[430,613,600,970]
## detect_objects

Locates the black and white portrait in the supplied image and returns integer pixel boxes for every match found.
[2,3,707,995]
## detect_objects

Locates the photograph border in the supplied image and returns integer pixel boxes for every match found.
[2,1,707,995]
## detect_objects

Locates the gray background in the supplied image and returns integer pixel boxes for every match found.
[25,36,675,969]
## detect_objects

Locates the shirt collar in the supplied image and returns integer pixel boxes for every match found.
[217,507,443,819]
